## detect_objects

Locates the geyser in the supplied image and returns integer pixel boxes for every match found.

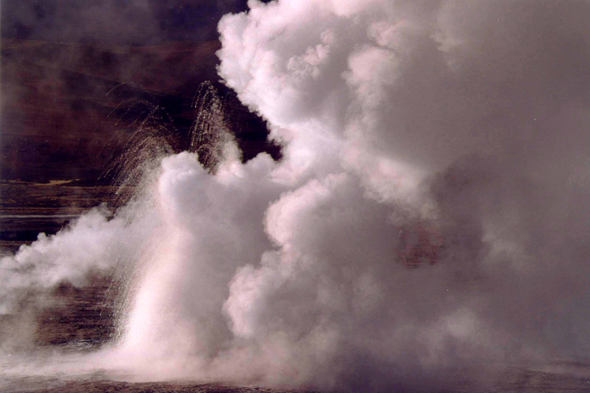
[2,0,590,392]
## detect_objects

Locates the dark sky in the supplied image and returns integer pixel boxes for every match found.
[2,0,253,45]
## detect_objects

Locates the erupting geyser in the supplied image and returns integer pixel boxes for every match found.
[2,1,590,391]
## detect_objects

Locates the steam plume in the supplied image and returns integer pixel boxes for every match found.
[3,0,590,391]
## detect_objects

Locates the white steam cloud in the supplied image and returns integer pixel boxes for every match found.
[2,0,590,391]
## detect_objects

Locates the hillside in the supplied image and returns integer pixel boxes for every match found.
[1,39,278,250]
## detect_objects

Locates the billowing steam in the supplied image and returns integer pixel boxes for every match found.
[2,0,590,391]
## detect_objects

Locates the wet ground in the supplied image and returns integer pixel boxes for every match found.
[2,362,590,392]
[3,377,310,393]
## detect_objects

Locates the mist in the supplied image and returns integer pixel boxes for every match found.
[2,0,590,392]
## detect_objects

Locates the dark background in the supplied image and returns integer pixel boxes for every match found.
[1,0,277,250]
[2,0,250,45]
[0,0,280,356]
